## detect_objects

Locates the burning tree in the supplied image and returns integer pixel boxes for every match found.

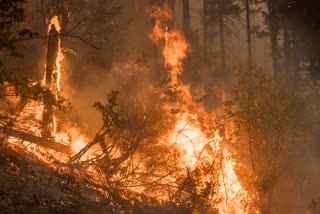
[62,4,255,213]
[0,2,69,151]
[1,1,291,213]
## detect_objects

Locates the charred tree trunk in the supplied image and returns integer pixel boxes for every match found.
[245,0,253,65]
[203,0,216,64]
[45,25,59,89]
[218,0,226,71]
[283,22,290,72]
[43,24,59,139]
[268,0,280,77]
[0,126,71,153]
[283,16,299,81]
[203,0,208,62]
[150,0,166,73]
[182,0,190,38]
[245,0,255,171]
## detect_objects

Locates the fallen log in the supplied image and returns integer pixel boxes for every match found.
[0,126,71,154]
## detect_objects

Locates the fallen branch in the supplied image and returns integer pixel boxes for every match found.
[0,126,71,153]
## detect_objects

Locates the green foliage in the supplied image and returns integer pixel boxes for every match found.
[225,66,305,140]
[224,66,306,209]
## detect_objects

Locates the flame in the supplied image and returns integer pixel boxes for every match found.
[6,16,97,163]
[4,7,256,213]
[149,4,253,213]
[149,5,189,85]
[47,16,65,137]
[55,124,100,161]
[169,113,215,168]
[46,16,63,93]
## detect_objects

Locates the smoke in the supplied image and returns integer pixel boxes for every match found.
[269,153,320,213]
[3,1,320,212]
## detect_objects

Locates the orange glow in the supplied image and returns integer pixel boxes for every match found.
[47,16,63,137]
[4,7,255,213]
[168,113,252,213]
[169,113,215,168]
[56,124,100,161]
[46,16,63,93]
[150,4,253,213]
[6,16,97,164]
[149,4,173,20]
[149,6,189,85]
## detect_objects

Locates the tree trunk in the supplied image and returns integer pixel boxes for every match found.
[203,0,208,61]
[245,0,253,65]
[182,0,190,38]
[0,126,71,153]
[43,26,59,138]
[202,0,216,64]
[218,0,226,71]
[150,0,165,72]
[268,0,280,77]
[283,21,290,73]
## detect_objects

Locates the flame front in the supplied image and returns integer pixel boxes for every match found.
[4,7,256,213]
[149,5,252,213]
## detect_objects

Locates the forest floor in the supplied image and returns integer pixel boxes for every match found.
[0,143,114,214]
[0,142,187,214]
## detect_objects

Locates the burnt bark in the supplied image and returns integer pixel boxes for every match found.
[203,0,216,64]
[43,24,59,138]
[218,0,226,71]
[0,126,71,153]
[182,0,190,38]
[45,25,59,89]
[245,0,253,65]
[268,0,280,77]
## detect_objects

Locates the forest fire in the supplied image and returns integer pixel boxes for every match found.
[5,16,95,161]
[2,0,320,213]
[4,5,255,213]
[46,15,62,93]
[149,5,252,213]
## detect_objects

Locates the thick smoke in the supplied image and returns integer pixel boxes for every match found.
[4,0,320,212]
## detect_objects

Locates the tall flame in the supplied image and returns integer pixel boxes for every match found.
[46,17,94,157]
[47,16,63,93]
[149,4,252,213]
[149,5,189,85]
[8,16,92,159]
[5,7,255,214]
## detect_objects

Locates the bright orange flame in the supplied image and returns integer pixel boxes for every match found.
[48,16,63,137]
[46,16,63,93]
[56,124,100,160]
[169,113,251,213]
[169,113,215,167]
[149,4,253,213]
[7,16,98,163]
[5,7,255,213]
[149,6,189,85]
